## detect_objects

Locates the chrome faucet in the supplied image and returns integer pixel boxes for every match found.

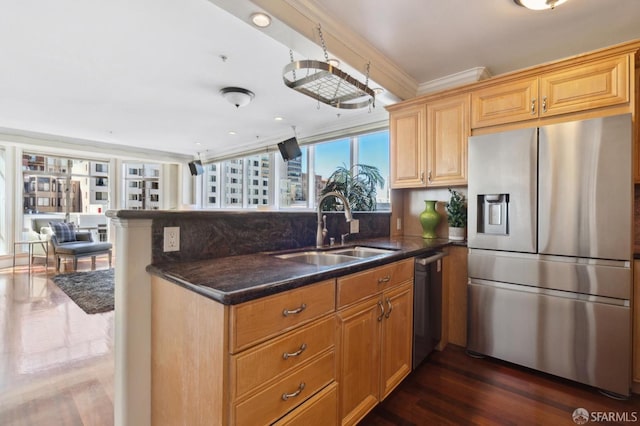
[316,191,353,248]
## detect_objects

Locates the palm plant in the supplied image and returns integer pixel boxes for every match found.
[320,164,385,211]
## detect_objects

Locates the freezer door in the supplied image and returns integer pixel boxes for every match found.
[538,114,632,261]
[468,128,537,253]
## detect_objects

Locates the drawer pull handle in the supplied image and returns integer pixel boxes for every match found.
[377,275,391,284]
[531,98,536,115]
[385,297,393,319]
[282,303,306,317]
[542,96,547,113]
[282,382,305,401]
[283,343,307,360]
[377,301,385,322]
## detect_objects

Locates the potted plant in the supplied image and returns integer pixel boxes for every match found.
[445,188,467,241]
[320,164,384,211]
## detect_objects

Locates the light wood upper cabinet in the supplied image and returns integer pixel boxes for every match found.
[389,104,426,188]
[471,77,538,128]
[389,94,469,188]
[426,93,470,186]
[472,54,631,128]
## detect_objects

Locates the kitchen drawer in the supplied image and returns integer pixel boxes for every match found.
[231,315,336,400]
[273,382,338,426]
[337,259,414,309]
[232,350,335,426]
[230,279,336,352]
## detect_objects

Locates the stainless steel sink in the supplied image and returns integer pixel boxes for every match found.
[327,246,396,258]
[274,251,360,266]
[273,246,396,266]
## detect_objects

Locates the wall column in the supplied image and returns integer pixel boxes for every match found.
[111,217,152,426]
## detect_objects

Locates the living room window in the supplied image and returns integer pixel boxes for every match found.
[22,153,111,215]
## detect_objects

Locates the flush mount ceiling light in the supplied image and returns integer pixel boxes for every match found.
[514,0,568,10]
[250,12,271,28]
[283,24,375,110]
[220,87,255,108]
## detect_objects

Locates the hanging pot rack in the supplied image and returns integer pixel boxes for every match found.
[283,25,375,110]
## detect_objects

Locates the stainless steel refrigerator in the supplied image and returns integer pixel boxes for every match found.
[467,114,632,397]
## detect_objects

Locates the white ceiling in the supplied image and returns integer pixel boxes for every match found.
[1,0,639,160]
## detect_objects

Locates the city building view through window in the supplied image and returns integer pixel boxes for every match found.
[202,130,390,210]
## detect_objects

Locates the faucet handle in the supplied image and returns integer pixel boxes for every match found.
[341,233,349,245]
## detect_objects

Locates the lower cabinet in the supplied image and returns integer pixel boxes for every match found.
[151,258,416,426]
[336,259,414,425]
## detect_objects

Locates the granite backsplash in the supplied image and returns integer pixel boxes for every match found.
[150,211,391,264]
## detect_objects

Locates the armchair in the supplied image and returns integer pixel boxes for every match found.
[49,222,113,272]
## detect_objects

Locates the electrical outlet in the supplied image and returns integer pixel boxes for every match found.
[163,227,180,252]
[350,219,360,234]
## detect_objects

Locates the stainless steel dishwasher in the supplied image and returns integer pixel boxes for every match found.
[413,251,446,370]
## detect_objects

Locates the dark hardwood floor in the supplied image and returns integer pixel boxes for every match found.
[1,258,639,425]
[363,345,640,425]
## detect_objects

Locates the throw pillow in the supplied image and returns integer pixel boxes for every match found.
[50,221,77,243]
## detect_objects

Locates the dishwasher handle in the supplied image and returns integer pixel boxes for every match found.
[415,251,447,266]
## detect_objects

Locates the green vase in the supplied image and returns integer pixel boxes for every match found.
[419,200,440,239]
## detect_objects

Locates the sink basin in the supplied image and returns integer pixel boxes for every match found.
[274,251,360,266]
[273,246,396,267]
[327,246,396,258]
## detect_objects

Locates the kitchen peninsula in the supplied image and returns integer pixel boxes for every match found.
[107,209,461,425]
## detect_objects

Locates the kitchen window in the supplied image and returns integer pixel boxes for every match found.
[201,129,389,211]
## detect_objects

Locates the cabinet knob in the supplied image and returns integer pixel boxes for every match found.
[282,303,306,317]
[283,343,308,360]
[281,382,306,401]
[385,297,393,319]
[377,300,385,322]
[377,275,391,284]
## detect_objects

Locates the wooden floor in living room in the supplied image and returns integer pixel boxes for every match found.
[0,258,638,425]
[0,258,114,426]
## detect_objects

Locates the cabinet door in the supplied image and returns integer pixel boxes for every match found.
[337,297,381,426]
[379,282,413,399]
[426,93,470,186]
[540,54,630,117]
[471,77,538,128]
[389,104,427,188]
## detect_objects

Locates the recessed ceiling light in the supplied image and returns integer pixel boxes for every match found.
[251,12,271,28]
[514,0,568,10]
[228,131,237,135]
[327,58,340,68]
[274,116,284,121]
[373,87,385,95]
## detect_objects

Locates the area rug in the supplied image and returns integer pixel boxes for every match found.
[52,269,114,314]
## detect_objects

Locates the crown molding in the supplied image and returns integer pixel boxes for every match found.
[250,0,418,101]
[0,127,191,162]
[417,67,492,96]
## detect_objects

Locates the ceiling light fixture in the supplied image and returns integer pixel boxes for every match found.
[220,87,255,108]
[251,12,271,28]
[514,0,568,10]
[283,24,375,110]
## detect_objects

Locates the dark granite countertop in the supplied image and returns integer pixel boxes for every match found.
[146,236,459,305]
